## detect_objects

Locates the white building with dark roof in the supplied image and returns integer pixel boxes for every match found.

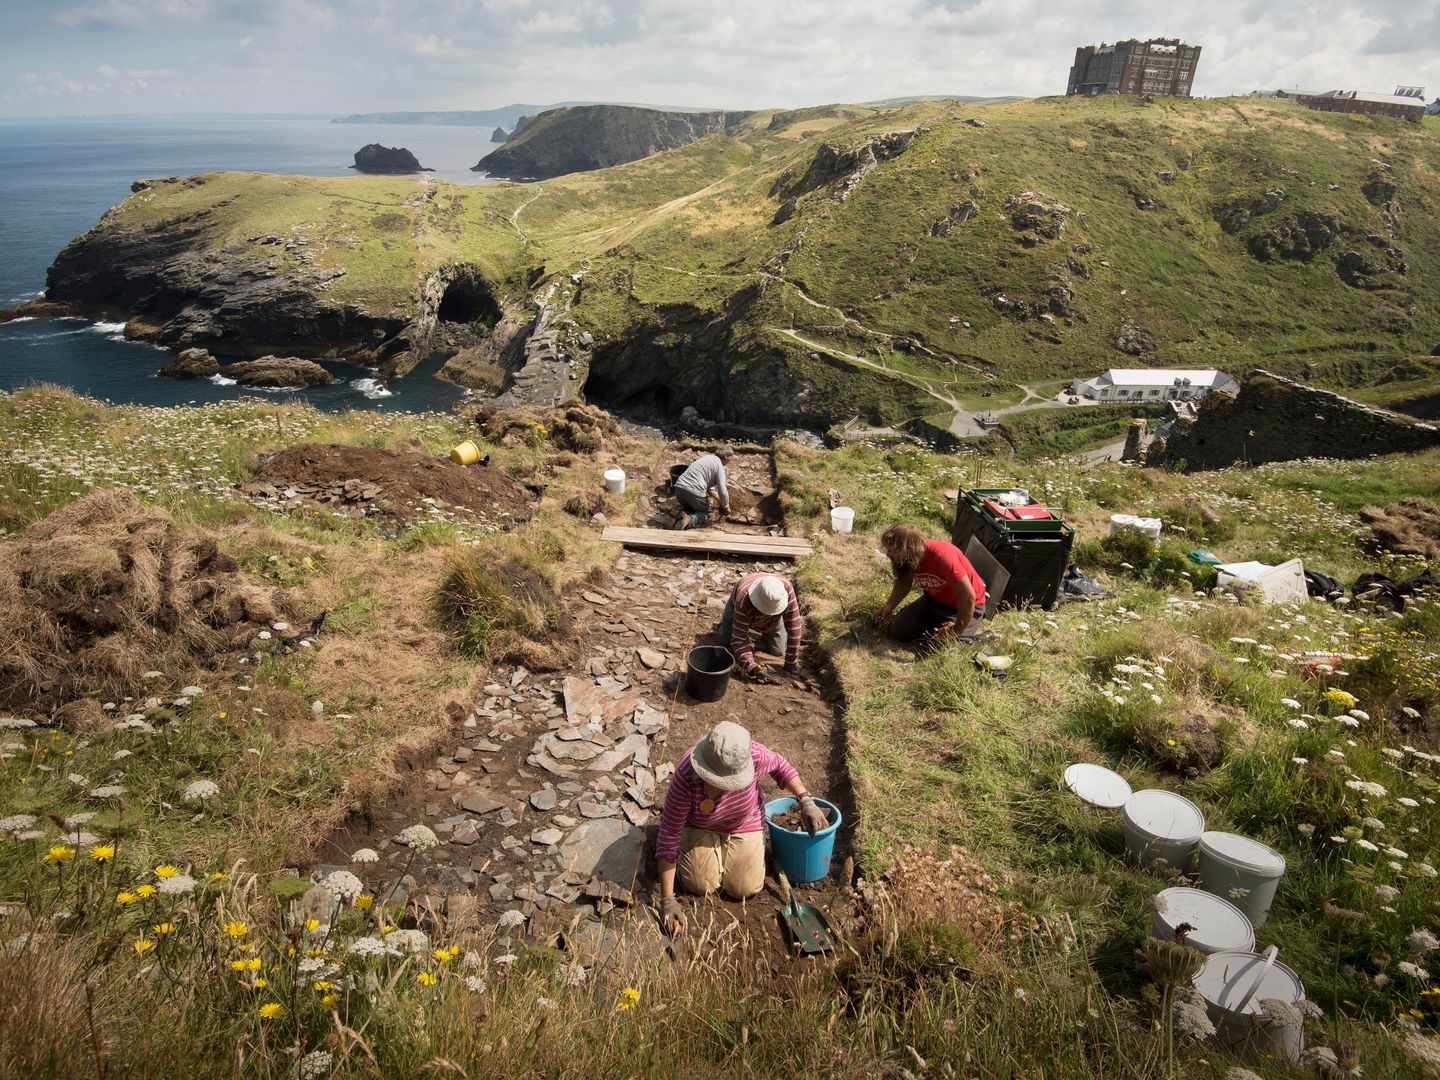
[1069,368,1239,402]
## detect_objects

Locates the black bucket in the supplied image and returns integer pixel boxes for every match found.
[685,646,734,702]
[668,463,688,493]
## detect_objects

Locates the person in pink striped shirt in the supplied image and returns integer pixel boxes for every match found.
[656,721,828,936]
[714,573,804,682]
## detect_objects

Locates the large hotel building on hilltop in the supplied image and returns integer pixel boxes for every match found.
[1067,38,1201,98]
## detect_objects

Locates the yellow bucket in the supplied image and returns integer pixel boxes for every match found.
[450,440,483,465]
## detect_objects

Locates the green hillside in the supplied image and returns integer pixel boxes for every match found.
[30,95,1440,430]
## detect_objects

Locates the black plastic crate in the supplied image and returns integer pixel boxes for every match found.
[953,492,1074,610]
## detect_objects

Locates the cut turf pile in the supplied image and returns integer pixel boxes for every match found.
[0,489,288,719]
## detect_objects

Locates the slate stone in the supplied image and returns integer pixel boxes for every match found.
[461,791,505,815]
[530,788,559,811]
[557,818,646,884]
[531,827,564,846]
[636,648,666,669]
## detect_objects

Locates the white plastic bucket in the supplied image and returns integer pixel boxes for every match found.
[1151,887,1255,955]
[1198,831,1287,928]
[603,468,626,494]
[1123,789,1204,872]
[1194,948,1306,1062]
[830,507,854,533]
[1064,763,1132,808]
[1109,513,1162,540]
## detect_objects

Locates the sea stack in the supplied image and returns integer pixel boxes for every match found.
[350,144,431,174]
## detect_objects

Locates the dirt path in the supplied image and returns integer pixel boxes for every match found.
[508,190,546,247]
[321,507,851,967]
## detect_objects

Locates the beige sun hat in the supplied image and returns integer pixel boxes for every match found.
[749,575,789,616]
[689,721,755,791]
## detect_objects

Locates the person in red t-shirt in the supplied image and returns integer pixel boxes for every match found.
[870,523,988,643]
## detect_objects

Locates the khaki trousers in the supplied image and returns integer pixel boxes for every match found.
[676,826,765,899]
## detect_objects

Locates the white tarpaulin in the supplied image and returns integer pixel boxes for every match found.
[1216,558,1308,605]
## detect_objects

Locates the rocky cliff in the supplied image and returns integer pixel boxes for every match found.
[1148,370,1440,469]
[475,105,751,179]
[351,144,430,173]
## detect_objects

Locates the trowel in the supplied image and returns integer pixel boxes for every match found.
[775,871,837,955]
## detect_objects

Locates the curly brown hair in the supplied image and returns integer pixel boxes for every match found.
[881,523,926,571]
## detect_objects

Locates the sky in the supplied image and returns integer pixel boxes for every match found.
[1,0,1436,117]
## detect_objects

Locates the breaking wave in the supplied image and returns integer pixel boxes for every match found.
[350,377,392,399]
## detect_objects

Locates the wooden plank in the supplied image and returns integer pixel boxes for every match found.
[601,526,813,558]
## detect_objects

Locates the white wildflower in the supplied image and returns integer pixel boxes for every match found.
[1281,698,1301,709]
[1398,797,1419,808]
[1297,823,1315,836]
[182,780,219,802]
[497,909,525,929]
[350,848,379,864]
[493,953,518,966]
[1286,718,1309,730]
[384,928,429,954]
[0,814,38,835]
[87,785,126,799]
[156,873,197,896]
[321,870,363,903]
[397,824,439,851]
[1292,757,1309,766]
[1258,998,1302,1031]
[1423,864,1440,879]
[553,962,588,987]
[298,1049,333,1080]
[1386,847,1409,860]
[1350,709,1370,721]
[348,936,391,958]
[1345,779,1388,797]
[1337,716,1360,728]
[1354,838,1379,852]
[0,717,37,730]
[1398,961,1430,981]
[1376,885,1401,902]
[464,975,487,993]
[1406,930,1440,955]
[1362,817,1386,831]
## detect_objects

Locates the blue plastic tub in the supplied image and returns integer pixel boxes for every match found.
[765,796,842,883]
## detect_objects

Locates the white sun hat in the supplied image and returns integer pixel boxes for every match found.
[749,575,789,616]
[690,722,755,791]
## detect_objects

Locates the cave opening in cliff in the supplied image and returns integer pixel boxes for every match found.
[437,269,501,326]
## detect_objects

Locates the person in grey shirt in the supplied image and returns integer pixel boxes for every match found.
[672,446,733,529]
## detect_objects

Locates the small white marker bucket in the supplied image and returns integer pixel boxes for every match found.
[1198,831,1286,928]
[830,507,854,533]
[1123,789,1204,872]
[1151,887,1255,955]
[603,468,626,494]
[1194,948,1306,1062]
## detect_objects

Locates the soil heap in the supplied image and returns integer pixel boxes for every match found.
[240,443,536,527]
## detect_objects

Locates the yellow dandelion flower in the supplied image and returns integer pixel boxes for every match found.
[354,894,373,910]
[209,871,228,882]
[152,922,176,936]
[90,844,116,862]
[223,920,248,940]
[154,865,179,879]
[432,946,459,964]
[229,959,248,971]
[415,971,437,986]
[116,891,137,905]
[218,712,227,719]
[133,937,154,954]
[304,918,320,932]
[253,977,268,989]
[258,1003,282,1019]
[135,884,156,898]
[616,986,640,1010]
[43,846,76,865]
[313,980,335,991]
[305,948,326,958]
[321,993,341,1008]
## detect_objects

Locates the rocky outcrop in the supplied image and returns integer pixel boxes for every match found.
[222,357,335,388]
[158,347,220,378]
[1148,369,1440,470]
[350,144,430,173]
[1006,191,1069,245]
[1247,211,1343,261]
[474,105,751,180]
[490,127,508,143]
[783,131,916,202]
[1215,189,1285,233]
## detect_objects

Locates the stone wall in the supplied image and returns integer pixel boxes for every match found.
[1148,369,1440,470]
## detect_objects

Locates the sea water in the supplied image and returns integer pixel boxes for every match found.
[0,117,501,412]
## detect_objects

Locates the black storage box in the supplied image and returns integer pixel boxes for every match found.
[952,491,1074,611]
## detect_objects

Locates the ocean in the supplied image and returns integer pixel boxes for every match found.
[0,117,502,412]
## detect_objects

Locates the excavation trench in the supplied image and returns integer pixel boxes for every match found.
[319,453,856,965]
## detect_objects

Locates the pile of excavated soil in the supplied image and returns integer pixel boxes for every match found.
[240,444,535,527]
[468,403,622,454]
[1358,497,1440,559]
[0,490,288,721]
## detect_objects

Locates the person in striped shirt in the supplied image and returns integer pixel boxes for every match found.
[656,721,828,936]
[714,573,804,681]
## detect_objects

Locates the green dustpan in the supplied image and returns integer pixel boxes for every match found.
[775,870,837,955]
